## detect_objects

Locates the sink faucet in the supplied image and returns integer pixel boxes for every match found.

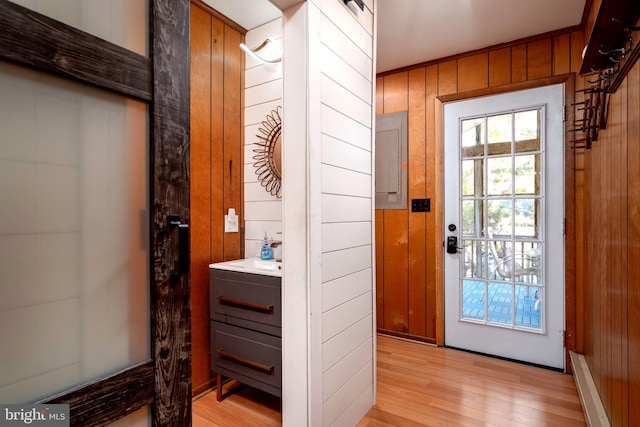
[270,240,282,262]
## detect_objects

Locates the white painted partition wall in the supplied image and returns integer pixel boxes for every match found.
[281,0,376,425]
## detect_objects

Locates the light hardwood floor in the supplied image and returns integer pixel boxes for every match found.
[193,334,586,426]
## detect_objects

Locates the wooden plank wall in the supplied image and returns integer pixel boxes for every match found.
[580,0,640,421]
[583,62,639,427]
[190,3,243,397]
[375,30,586,345]
[578,1,640,425]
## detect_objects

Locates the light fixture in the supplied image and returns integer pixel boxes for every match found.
[343,0,364,11]
[239,38,282,64]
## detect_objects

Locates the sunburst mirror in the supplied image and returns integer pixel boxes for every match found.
[253,106,282,198]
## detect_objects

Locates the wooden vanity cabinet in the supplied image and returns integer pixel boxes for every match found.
[209,268,282,400]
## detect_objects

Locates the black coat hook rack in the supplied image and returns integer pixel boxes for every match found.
[580,0,640,93]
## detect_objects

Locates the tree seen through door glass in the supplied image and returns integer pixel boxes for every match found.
[515,154,539,195]
[461,160,477,196]
[515,110,541,152]
[462,200,477,235]
[515,199,540,237]
[487,199,513,236]
[487,156,512,195]
[515,110,540,141]
[487,113,512,144]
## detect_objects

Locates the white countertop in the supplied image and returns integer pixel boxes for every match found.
[209,257,282,277]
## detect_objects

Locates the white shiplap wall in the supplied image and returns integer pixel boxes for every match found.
[280,0,376,425]
[317,1,375,425]
[244,18,284,257]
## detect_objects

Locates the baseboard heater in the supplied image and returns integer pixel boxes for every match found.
[569,351,611,427]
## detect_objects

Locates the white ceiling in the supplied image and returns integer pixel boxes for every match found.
[202,0,586,74]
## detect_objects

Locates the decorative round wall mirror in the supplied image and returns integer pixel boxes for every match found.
[253,106,282,198]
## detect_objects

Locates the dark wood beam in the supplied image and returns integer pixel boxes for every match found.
[39,361,154,427]
[0,0,152,100]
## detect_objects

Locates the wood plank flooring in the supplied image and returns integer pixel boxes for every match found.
[193,381,282,427]
[192,334,585,426]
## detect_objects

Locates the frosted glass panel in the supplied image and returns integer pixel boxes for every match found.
[0,61,149,403]
[9,0,148,56]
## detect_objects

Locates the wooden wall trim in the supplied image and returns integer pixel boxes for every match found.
[564,74,578,374]
[0,0,152,101]
[434,97,444,346]
[438,74,573,103]
[39,361,154,426]
[377,328,436,345]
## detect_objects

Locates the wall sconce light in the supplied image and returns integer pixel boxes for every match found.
[239,38,282,64]
[343,0,364,11]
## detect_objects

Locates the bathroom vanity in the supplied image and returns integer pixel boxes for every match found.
[209,258,282,400]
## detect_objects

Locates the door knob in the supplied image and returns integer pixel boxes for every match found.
[447,236,462,254]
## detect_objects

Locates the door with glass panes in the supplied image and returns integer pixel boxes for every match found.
[444,84,565,369]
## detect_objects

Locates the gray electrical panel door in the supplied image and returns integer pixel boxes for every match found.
[375,110,407,209]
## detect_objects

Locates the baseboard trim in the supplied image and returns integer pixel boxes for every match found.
[192,379,216,400]
[569,351,611,427]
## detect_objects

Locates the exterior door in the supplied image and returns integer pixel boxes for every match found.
[0,1,191,425]
[443,85,565,369]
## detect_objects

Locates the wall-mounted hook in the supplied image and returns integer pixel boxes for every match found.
[598,46,626,56]
[606,63,620,76]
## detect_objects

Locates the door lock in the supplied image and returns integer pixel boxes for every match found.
[447,236,462,254]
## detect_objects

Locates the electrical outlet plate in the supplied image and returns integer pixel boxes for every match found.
[224,208,239,232]
[411,198,431,212]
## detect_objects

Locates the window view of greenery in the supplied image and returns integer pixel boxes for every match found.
[459,109,543,329]
[460,109,541,239]
[487,113,511,144]
[515,110,539,141]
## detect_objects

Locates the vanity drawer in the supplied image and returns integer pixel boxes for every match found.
[211,321,281,395]
[210,269,281,335]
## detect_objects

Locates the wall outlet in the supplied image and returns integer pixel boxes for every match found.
[224,208,239,232]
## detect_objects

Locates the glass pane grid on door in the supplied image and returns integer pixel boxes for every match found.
[459,108,544,332]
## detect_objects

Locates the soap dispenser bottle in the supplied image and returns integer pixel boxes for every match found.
[260,232,272,260]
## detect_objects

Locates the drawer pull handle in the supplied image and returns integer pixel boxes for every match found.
[216,296,273,313]
[217,349,274,374]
